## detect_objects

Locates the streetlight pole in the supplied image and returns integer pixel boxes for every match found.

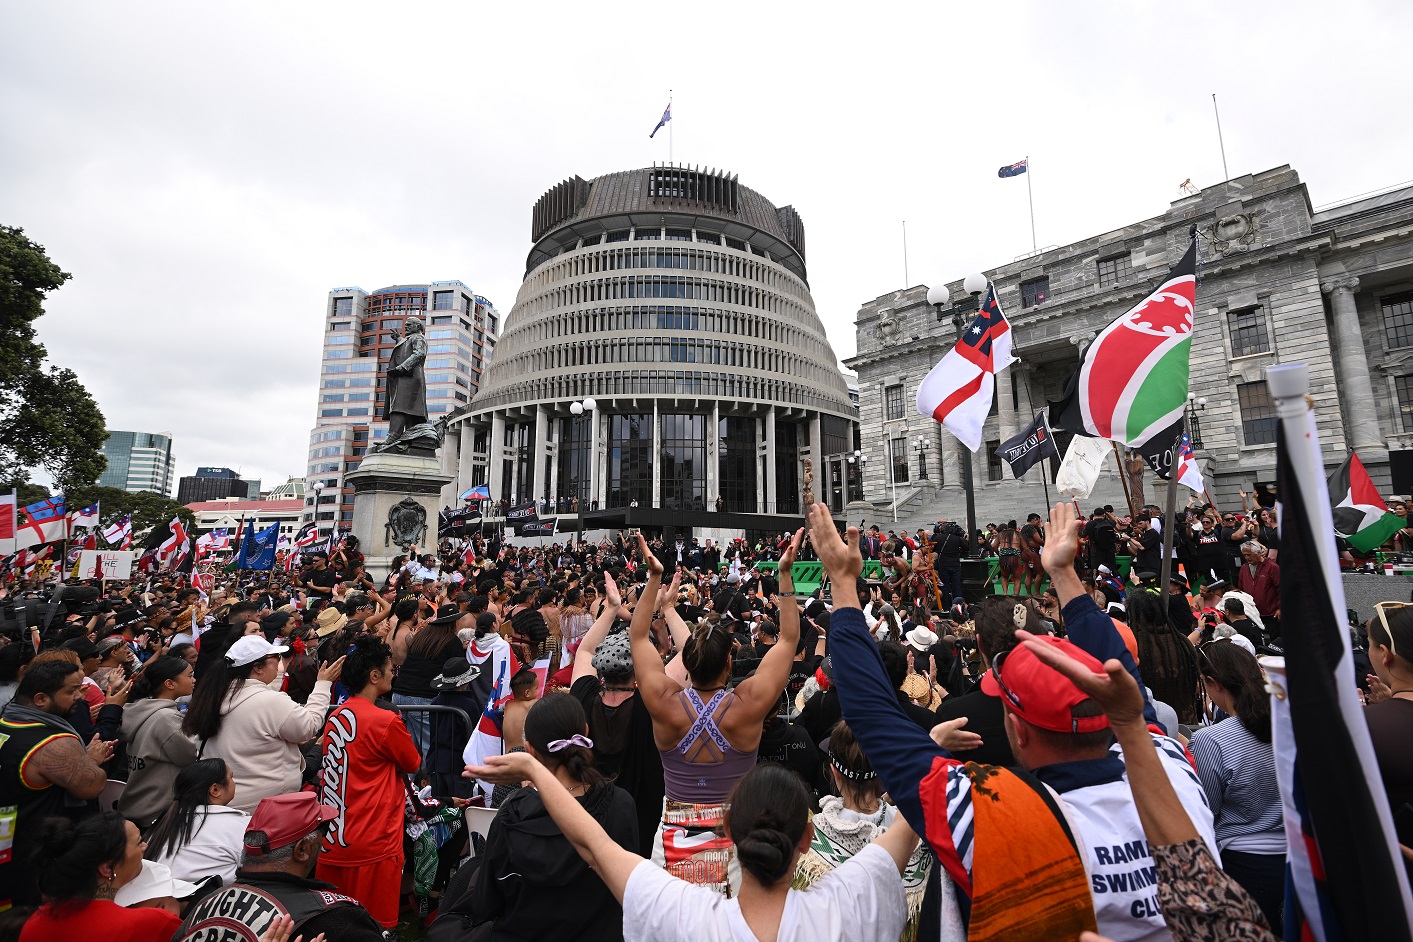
[883,426,898,523]
[926,275,987,543]
[1185,393,1206,449]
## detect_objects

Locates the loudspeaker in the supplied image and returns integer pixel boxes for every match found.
[960,559,991,604]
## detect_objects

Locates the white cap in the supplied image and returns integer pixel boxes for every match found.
[225,635,290,667]
[114,860,198,907]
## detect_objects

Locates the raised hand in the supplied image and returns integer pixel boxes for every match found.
[317,656,345,683]
[465,749,540,785]
[635,533,663,577]
[806,503,861,583]
[1040,502,1082,574]
[778,527,804,571]
[655,567,683,610]
[930,717,983,752]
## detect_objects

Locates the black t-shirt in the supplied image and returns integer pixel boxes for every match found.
[757,717,822,795]
[1133,529,1162,574]
[306,569,338,594]
[570,675,663,857]
[393,636,466,698]
[1366,698,1413,847]
[930,686,1016,766]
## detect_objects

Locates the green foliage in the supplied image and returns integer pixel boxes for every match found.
[0,226,108,491]
[64,485,195,538]
[13,482,51,505]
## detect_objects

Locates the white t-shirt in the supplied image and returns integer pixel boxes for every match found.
[623,843,905,942]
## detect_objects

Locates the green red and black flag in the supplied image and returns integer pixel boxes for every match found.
[1050,237,1197,447]
[1328,451,1403,552]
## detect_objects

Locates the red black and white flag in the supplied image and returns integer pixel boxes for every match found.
[915,281,1017,451]
[1264,364,1413,941]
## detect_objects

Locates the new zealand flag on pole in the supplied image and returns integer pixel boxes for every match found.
[998,159,1028,178]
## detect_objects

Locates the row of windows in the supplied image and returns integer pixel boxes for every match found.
[504,336,827,380]
[472,369,854,416]
[494,305,832,378]
[321,378,375,389]
[527,275,790,319]
[321,402,455,420]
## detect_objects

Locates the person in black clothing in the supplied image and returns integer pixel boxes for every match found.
[508,590,550,659]
[756,711,823,797]
[469,694,637,942]
[878,641,936,730]
[393,603,468,758]
[1085,508,1118,574]
[1183,513,1229,586]
[193,599,257,680]
[929,596,1051,766]
[1125,514,1162,576]
[930,520,968,603]
[1222,597,1265,650]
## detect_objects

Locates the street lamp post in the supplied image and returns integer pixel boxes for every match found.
[926,274,987,541]
[570,398,597,514]
[1185,393,1207,449]
[912,436,931,480]
[310,483,324,536]
[848,449,869,503]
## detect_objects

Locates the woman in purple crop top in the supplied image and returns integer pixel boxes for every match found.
[627,530,803,897]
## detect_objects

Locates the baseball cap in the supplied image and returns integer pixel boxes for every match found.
[225,635,289,667]
[62,638,100,660]
[114,860,198,907]
[981,635,1111,734]
[243,792,338,856]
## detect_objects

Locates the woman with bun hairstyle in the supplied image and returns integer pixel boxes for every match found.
[118,655,198,829]
[20,810,180,941]
[467,755,917,942]
[794,721,933,941]
[469,693,638,941]
[630,530,805,896]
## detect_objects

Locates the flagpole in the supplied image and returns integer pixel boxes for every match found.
[1158,424,1182,593]
[1111,442,1138,517]
[668,90,673,165]
[1025,155,1037,254]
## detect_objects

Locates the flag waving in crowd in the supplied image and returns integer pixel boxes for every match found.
[1265,364,1413,940]
[102,513,133,550]
[915,281,1017,451]
[16,494,66,550]
[1051,235,1197,447]
[1329,450,1404,552]
[1174,429,1205,494]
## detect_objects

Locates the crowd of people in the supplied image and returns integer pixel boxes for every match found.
[0,494,1409,942]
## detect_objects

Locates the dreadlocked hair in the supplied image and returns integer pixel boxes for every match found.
[1126,588,1202,724]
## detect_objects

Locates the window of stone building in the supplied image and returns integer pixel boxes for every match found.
[1096,254,1131,288]
[1396,375,1413,433]
[1237,381,1278,445]
[987,440,1004,481]
[1382,292,1413,350]
[1228,306,1270,357]
[1021,276,1050,308]
[634,227,661,241]
[884,384,905,421]
[606,230,630,243]
[433,291,453,310]
[333,297,352,317]
[695,232,720,245]
[890,437,909,484]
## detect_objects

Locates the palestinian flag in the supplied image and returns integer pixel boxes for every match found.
[1329,451,1403,552]
[1050,238,1197,446]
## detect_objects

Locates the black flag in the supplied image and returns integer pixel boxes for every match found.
[995,413,1060,479]
[506,502,538,525]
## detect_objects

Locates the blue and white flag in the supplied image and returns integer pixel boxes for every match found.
[650,101,671,139]
[998,159,1028,178]
[236,520,280,571]
[69,503,100,530]
[461,484,491,501]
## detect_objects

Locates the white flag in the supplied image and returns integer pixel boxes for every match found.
[1055,435,1112,499]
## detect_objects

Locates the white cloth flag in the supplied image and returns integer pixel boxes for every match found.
[1055,435,1112,499]
[915,284,1016,452]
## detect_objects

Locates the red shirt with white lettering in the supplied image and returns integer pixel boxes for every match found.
[318,696,421,865]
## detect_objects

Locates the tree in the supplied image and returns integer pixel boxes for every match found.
[0,226,108,492]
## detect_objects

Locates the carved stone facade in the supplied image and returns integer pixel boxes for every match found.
[848,165,1413,528]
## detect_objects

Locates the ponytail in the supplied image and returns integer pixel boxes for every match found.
[182,656,255,739]
[145,758,229,860]
[523,693,603,788]
[128,655,190,701]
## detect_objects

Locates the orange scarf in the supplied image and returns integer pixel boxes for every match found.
[964,763,1097,942]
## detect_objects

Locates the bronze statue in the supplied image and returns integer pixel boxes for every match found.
[384,317,428,442]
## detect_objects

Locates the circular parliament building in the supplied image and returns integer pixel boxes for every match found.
[444,165,858,535]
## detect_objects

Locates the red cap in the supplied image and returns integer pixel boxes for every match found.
[981,636,1112,734]
[243,792,338,855]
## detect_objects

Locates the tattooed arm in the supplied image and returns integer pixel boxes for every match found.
[27,735,111,799]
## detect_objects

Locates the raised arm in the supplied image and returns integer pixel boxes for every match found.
[465,750,643,902]
[1041,502,1158,729]
[571,577,624,684]
[731,529,803,720]
[806,504,947,845]
[656,569,694,687]
[626,535,677,716]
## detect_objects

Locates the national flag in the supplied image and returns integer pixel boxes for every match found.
[997,159,1028,178]
[102,514,133,550]
[1054,434,1112,500]
[196,528,230,552]
[462,485,491,501]
[1174,430,1205,494]
[462,632,523,801]
[236,520,281,571]
[1265,364,1413,941]
[649,101,671,139]
[915,281,1017,451]
[293,521,320,548]
[1328,451,1404,553]
[1049,238,1197,446]
[0,491,15,555]
[16,495,68,550]
[156,517,189,568]
[994,412,1060,479]
[68,503,100,530]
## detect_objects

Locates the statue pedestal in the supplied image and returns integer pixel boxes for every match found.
[345,450,453,586]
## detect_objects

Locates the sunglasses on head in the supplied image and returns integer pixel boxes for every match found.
[990,649,1023,711]
[1374,601,1409,658]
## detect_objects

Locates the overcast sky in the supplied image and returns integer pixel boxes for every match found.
[4,1,1411,492]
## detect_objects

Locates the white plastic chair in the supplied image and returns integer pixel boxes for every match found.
[98,779,125,814]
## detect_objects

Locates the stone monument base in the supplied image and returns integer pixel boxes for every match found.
[345,450,454,586]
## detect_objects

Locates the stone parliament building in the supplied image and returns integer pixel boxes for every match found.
[848,165,1413,528]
